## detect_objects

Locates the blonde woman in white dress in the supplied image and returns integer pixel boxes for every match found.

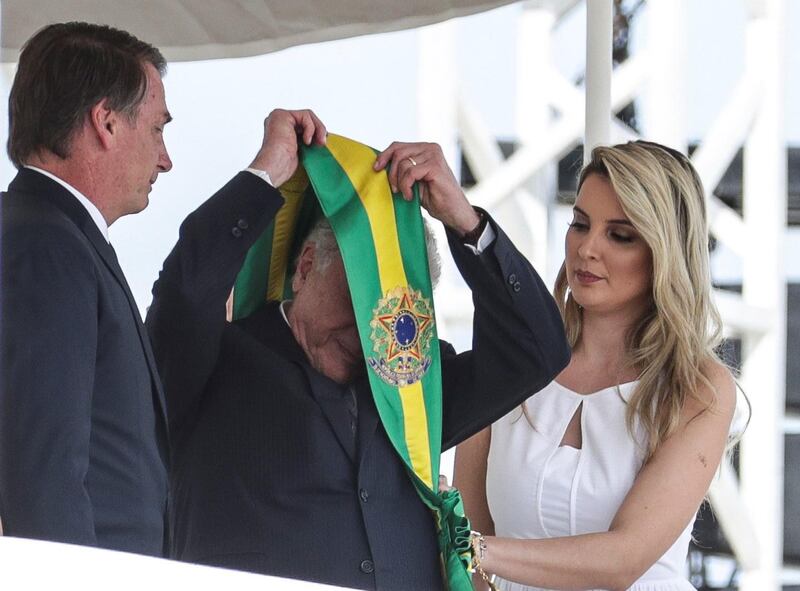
[454,141,737,591]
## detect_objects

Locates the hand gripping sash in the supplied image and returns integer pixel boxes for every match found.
[232,134,473,590]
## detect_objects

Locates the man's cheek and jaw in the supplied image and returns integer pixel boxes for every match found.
[291,250,365,383]
[314,323,364,384]
[123,65,172,215]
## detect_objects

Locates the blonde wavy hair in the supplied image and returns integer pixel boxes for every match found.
[554,141,725,460]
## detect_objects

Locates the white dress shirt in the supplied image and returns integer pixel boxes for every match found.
[24,165,110,243]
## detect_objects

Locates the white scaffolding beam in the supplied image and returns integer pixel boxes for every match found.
[584,0,613,157]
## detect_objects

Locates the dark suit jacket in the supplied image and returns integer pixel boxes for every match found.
[0,168,169,556]
[146,172,569,589]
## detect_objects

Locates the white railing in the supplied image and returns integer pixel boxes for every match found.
[0,537,353,590]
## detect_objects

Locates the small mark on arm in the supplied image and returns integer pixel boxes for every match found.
[697,453,708,468]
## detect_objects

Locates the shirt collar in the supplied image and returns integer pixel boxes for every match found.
[24,165,110,243]
[279,300,292,326]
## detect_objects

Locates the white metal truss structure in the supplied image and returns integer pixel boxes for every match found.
[420,1,789,589]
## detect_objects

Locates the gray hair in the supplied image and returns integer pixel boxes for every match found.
[301,217,442,288]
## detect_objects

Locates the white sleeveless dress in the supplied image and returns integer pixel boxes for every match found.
[486,380,695,591]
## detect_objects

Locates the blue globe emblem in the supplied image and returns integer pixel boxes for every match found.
[393,312,418,348]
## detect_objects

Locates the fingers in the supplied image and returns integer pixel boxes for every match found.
[298,111,315,146]
[375,143,473,231]
[311,113,328,145]
[304,110,327,146]
[265,108,326,144]
[375,142,440,199]
[290,109,327,146]
[396,157,429,201]
[374,142,403,193]
[418,181,428,207]
[373,142,400,172]
[251,108,326,187]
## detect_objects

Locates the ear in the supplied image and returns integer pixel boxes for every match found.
[88,99,118,150]
[291,243,316,295]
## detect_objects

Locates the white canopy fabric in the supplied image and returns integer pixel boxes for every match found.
[1,0,517,63]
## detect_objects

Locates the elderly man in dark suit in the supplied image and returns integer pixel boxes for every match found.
[146,108,570,589]
[0,23,172,555]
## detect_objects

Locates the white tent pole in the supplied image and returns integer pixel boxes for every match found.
[584,0,613,162]
[514,2,554,275]
[739,0,788,589]
[417,21,458,168]
[417,20,459,480]
[643,0,688,150]
[417,21,458,311]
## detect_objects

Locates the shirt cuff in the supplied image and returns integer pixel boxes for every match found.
[245,167,274,187]
[464,222,496,255]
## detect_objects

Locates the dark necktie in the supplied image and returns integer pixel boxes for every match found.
[345,384,358,437]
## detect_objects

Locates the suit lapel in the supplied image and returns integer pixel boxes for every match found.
[8,169,169,429]
[91,234,169,429]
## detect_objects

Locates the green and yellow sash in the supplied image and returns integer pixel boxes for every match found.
[232,134,473,590]
[232,167,321,315]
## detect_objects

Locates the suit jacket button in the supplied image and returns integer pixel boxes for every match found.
[231,227,243,238]
[359,488,369,502]
[513,281,522,292]
[360,559,374,574]
[237,218,249,230]
[508,273,517,285]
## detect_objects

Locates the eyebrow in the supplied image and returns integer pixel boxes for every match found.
[573,206,634,226]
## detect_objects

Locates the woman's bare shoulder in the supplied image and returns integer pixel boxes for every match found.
[684,359,736,421]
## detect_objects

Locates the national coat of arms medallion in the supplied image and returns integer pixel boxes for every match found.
[368,286,435,387]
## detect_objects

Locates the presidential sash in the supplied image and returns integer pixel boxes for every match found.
[232,134,473,590]
[232,168,321,316]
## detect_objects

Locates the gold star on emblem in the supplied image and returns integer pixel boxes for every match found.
[376,291,432,363]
